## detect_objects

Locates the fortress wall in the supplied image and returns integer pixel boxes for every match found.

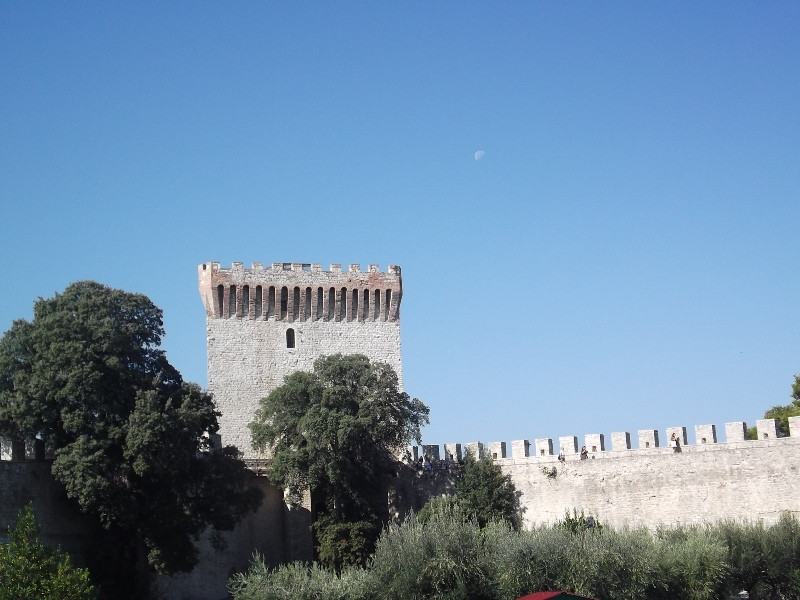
[0,457,302,600]
[500,437,800,530]
[154,477,303,600]
[0,460,99,564]
[411,417,800,530]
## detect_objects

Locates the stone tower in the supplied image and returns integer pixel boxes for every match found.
[198,261,403,459]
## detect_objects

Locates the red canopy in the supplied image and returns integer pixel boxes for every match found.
[516,593,598,600]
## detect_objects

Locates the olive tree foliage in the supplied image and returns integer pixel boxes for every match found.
[0,282,261,575]
[249,354,429,566]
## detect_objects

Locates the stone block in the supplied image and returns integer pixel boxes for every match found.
[666,426,688,447]
[535,438,554,457]
[465,442,485,459]
[511,439,530,458]
[585,433,605,453]
[725,422,748,442]
[638,429,659,449]
[488,441,507,459]
[694,424,717,444]
[611,432,631,451]
[757,419,779,440]
[558,436,578,455]
[422,444,440,461]
[790,416,800,438]
[444,443,462,462]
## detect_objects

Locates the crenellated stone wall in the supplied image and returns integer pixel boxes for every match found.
[408,417,800,530]
[198,261,404,459]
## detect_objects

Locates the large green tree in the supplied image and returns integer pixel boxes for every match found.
[0,282,261,580]
[249,353,429,568]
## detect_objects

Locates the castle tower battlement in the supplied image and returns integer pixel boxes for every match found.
[198,262,402,323]
[198,261,404,459]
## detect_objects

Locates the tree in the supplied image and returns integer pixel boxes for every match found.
[423,452,521,530]
[0,282,262,580]
[0,503,96,600]
[749,374,800,439]
[249,353,429,567]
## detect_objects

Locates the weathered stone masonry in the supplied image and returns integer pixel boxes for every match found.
[406,416,800,531]
[198,261,404,459]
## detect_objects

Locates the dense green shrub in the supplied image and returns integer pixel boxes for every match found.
[227,556,370,600]
[366,510,495,600]
[230,514,800,600]
[713,515,800,599]
[0,503,96,600]
[314,517,376,572]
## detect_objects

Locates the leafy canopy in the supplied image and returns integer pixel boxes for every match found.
[418,452,522,530]
[0,281,261,575]
[249,353,429,566]
[0,503,96,600]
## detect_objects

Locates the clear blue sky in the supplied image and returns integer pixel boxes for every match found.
[2,3,799,449]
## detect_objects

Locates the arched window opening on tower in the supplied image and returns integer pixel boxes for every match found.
[242,285,250,318]
[304,287,312,321]
[315,287,323,320]
[267,286,275,320]
[292,287,300,322]
[216,285,224,318]
[325,288,336,321]
[384,289,392,321]
[229,286,237,318]
[373,289,380,321]
[286,328,295,349]
[254,286,262,318]
[362,289,369,321]
[327,287,335,321]
[280,287,288,320]
[338,287,347,321]
[351,289,358,322]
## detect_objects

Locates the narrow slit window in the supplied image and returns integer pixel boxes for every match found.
[339,287,347,321]
[229,286,237,318]
[327,287,335,321]
[362,289,369,321]
[267,286,275,319]
[304,287,311,321]
[292,287,300,321]
[280,287,288,320]
[254,286,262,318]
[384,289,392,321]
[216,285,224,318]
[351,289,358,321]
[242,285,250,318]
[373,290,380,321]
[286,328,295,348]
[316,288,323,320]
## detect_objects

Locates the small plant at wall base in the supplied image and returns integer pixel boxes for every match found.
[0,503,96,600]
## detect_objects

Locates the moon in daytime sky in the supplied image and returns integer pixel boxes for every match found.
[474,150,485,161]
